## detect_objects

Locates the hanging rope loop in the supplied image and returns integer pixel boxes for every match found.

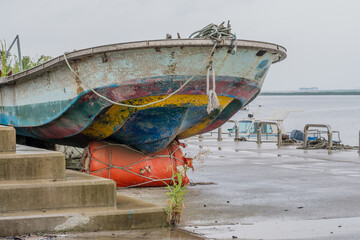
[206,66,220,114]
[63,53,201,108]
[229,33,237,54]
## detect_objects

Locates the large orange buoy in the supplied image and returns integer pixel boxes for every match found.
[82,140,192,187]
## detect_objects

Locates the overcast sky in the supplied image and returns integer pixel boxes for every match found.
[2,0,359,91]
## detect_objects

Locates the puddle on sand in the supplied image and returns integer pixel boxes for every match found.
[184,217,360,239]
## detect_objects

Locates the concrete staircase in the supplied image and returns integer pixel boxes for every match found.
[0,126,167,236]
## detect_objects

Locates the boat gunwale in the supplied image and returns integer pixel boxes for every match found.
[0,38,287,86]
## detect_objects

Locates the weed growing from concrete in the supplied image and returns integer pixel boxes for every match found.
[165,148,211,226]
[165,167,188,227]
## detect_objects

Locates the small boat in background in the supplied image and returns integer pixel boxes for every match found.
[0,28,286,153]
[224,108,342,143]
[227,109,294,141]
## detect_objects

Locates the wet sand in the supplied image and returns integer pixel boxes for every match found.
[121,138,360,239]
[11,138,360,240]
[21,228,202,240]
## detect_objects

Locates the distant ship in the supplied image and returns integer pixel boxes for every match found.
[299,87,318,91]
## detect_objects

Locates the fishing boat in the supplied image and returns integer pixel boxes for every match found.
[224,108,342,143]
[0,36,286,153]
[226,109,291,141]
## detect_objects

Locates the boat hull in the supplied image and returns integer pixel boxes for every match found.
[0,39,286,153]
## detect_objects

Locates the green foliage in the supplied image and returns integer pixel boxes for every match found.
[165,168,188,226]
[164,149,211,226]
[12,55,52,73]
[0,39,52,76]
[0,40,11,77]
[165,172,188,213]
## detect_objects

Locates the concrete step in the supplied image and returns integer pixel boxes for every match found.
[0,126,16,152]
[0,127,168,236]
[0,170,116,213]
[0,144,65,181]
[0,194,167,236]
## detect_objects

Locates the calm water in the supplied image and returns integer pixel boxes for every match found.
[230,95,360,146]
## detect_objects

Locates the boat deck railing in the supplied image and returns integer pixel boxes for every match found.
[303,124,333,149]
[304,129,341,143]
[199,120,283,144]
[256,121,282,147]
[196,121,353,149]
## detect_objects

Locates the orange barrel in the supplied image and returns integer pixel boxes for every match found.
[83,140,192,187]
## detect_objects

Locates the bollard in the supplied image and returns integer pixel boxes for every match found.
[228,120,240,141]
[257,126,262,144]
[277,130,282,147]
[217,127,222,141]
[328,132,333,149]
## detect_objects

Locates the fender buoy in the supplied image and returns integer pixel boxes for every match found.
[83,140,192,187]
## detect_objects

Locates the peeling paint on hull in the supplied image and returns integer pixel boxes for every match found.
[0,39,286,153]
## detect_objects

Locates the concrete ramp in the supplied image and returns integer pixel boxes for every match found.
[0,126,167,237]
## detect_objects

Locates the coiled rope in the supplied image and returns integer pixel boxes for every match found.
[189,21,236,40]
[63,21,236,112]
[300,138,354,150]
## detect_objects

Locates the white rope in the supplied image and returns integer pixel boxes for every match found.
[189,21,235,40]
[206,67,220,113]
[233,34,238,53]
[63,22,236,110]
[63,53,203,108]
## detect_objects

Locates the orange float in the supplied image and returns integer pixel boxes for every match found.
[82,140,192,187]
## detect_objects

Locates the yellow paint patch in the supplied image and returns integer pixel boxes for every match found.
[177,109,220,139]
[82,94,233,139]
